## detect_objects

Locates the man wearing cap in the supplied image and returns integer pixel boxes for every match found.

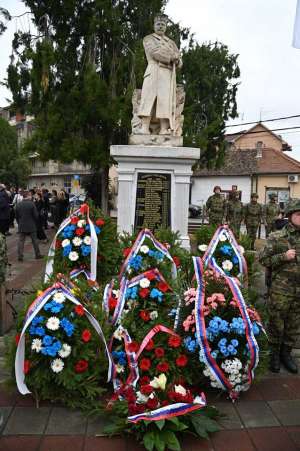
[259,199,300,374]
[138,14,182,135]
[243,193,263,250]
[265,193,281,238]
[206,186,226,227]
[226,190,243,238]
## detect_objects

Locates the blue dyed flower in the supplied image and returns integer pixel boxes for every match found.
[29,325,36,335]
[211,350,219,359]
[35,326,45,336]
[168,309,177,317]
[184,336,197,353]
[81,244,91,256]
[231,339,239,347]
[129,255,143,270]
[227,345,235,354]
[232,256,239,265]
[63,244,72,256]
[218,338,227,347]
[252,322,260,336]
[43,335,53,346]
[95,226,100,235]
[32,315,44,326]
[150,288,163,300]
[60,318,75,337]
[220,245,232,256]
[85,224,90,231]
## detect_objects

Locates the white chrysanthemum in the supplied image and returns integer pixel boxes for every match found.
[116,364,125,374]
[139,277,150,288]
[150,311,158,321]
[239,245,245,254]
[46,316,60,331]
[69,251,79,261]
[72,237,82,247]
[136,391,149,404]
[61,239,71,248]
[113,325,124,341]
[150,374,167,391]
[31,338,42,353]
[198,244,208,252]
[58,343,71,358]
[174,385,187,396]
[140,245,149,254]
[77,219,86,228]
[219,233,227,242]
[53,292,66,304]
[51,358,64,373]
[222,260,233,271]
[83,235,91,245]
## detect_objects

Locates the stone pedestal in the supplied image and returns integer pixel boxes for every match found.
[110,145,200,249]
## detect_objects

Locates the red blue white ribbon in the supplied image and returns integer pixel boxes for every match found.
[16,282,113,395]
[119,229,177,279]
[69,268,99,291]
[44,204,98,282]
[110,277,128,325]
[128,396,206,423]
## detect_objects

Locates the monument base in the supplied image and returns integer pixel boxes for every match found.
[129,134,183,147]
[110,145,200,250]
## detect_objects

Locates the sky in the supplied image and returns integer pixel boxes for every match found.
[1,0,300,158]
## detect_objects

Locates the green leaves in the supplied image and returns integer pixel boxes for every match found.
[190,412,219,439]
[143,429,181,451]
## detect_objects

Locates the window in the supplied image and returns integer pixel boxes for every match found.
[266,188,290,211]
[64,176,72,193]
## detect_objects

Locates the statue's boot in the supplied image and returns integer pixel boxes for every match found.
[159,119,170,135]
[281,345,298,374]
[269,351,280,373]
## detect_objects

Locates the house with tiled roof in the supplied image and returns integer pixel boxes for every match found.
[191,123,300,210]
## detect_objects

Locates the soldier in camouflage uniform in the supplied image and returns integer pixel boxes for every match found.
[226,190,243,238]
[259,199,300,374]
[243,193,263,250]
[264,193,281,237]
[0,232,8,285]
[206,186,226,227]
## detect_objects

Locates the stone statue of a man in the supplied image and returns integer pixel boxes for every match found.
[138,14,182,135]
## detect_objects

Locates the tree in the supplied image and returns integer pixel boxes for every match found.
[5,1,240,203]
[0,117,31,187]
[0,7,11,36]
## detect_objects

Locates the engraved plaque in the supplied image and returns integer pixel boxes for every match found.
[134,173,171,232]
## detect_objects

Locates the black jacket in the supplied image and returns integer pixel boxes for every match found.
[16,199,39,233]
[0,190,10,220]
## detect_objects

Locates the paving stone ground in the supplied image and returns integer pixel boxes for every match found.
[1,231,300,450]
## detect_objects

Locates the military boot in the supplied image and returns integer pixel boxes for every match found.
[280,345,298,374]
[269,351,280,373]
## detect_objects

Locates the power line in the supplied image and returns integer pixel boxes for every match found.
[227,125,300,136]
[226,114,300,128]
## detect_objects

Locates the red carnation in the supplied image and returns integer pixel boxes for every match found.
[157,281,169,293]
[71,216,78,224]
[81,329,92,343]
[123,247,132,258]
[156,361,170,372]
[145,339,154,351]
[75,227,85,236]
[74,305,84,316]
[55,240,62,249]
[15,334,21,345]
[140,376,150,385]
[147,397,158,410]
[139,288,150,299]
[176,355,188,367]
[127,341,139,353]
[108,296,117,310]
[161,400,169,407]
[140,385,153,395]
[139,358,151,371]
[96,218,105,227]
[80,204,88,214]
[75,359,89,373]
[173,256,181,267]
[24,360,30,374]
[168,335,181,348]
[139,310,150,322]
[146,271,157,281]
[154,347,165,358]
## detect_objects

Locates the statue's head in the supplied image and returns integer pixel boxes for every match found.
[154,14,168,35]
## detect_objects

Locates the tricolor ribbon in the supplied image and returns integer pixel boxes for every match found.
[193,256,259,399]
[16,282,113,395]
[45,204,98,282]
[202,225,248,284]
[128,396,206,423]
[110,277,128,325]
[119,229,177,280]
[70,268,99,291]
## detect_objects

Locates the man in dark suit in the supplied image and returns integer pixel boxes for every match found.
[15,191,42,262]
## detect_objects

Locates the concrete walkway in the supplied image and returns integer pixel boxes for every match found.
[1,233,300,450]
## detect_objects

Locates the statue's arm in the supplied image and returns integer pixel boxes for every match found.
[143,36,172,64]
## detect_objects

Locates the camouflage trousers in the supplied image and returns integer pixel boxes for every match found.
[265,222,274,238]
[268,283,300,350]
[246,223,259,249]
[209,214,224,228]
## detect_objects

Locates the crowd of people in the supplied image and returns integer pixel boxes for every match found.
[205,186,286,249]
[0,184,70,261]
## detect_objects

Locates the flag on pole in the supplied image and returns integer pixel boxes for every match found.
[293,0,300,48]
